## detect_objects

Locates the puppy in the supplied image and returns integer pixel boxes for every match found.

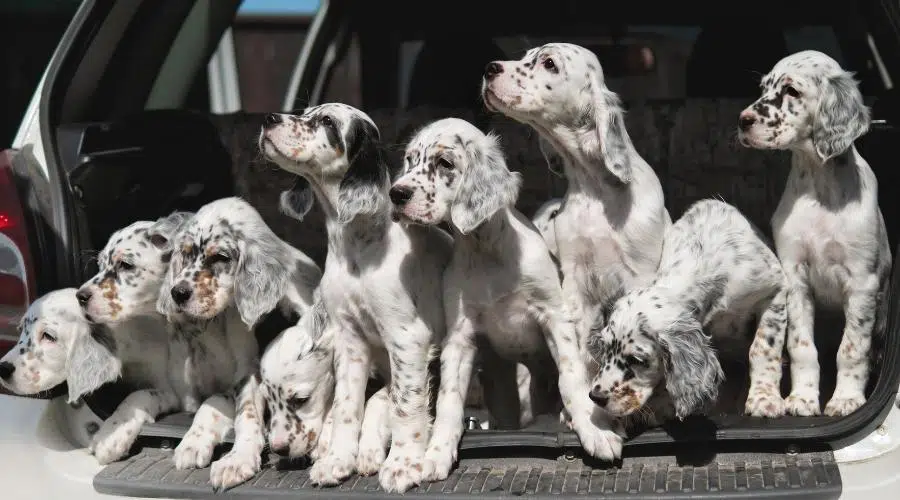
[390,117,619,479]
[588,199,789,425]
[261,103,452,492]
[153,197,321,490]
[738,50,892,416]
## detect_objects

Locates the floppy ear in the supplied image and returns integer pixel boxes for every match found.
[67,325,122,403]
[234,231,290,328]
[336,118,389,224]
[280,176,315,222]
[155,246,183,318]
[147,211,193,256]
[813,71,871,162]
[587,68,632,183]
[657,314,724,419]
[450,133,522,234]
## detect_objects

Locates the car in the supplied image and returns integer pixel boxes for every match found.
[2,0,900,498]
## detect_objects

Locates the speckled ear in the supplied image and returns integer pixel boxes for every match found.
[450,133,521,234]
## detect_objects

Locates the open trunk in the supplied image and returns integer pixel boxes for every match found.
[31,0,900,497]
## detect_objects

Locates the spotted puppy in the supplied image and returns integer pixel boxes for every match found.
[390,117,615,479]
[261,295,392,474]
[261,103,452,493]
[738,50,891,416]
[588,199,789,424]
[156,197,322,490]
[482,42,671,458]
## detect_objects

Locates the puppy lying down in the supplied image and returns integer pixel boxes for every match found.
[587,199,791,429]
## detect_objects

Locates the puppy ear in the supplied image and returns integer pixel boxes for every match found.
[280,176,315,222]
[147,211,192,255]
[336,118,389,224]
[451,133,522,234]
[67,324,122,403]
[156,245,183,318]
[657,314,724,419]
[813,71,871,161]
[587,68,632,183]
[234,231,290,328]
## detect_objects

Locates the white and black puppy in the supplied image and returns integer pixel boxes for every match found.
[588,199,789,425]
[390,117,620,480]
[738,50,892,416]
[156,197,322,490]
[261,103,452,493]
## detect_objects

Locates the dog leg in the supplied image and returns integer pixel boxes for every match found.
[357,386,391,476]
[174,393,235,469]
[745,288,787,417]
[825,281,878,416]
[783,265,822,416]
[310,325,369,486]
[90,388,179,465]
[209,374,265,491]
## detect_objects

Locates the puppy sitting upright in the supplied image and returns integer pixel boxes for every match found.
[738,51,892,416]
[261,103,452,493]
[588,199,790,425]
[390,117,615,480]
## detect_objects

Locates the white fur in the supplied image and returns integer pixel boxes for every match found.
[739,51,891,416]
[261,103,452,493]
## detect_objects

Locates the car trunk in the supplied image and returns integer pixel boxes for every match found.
[34,0,900,498]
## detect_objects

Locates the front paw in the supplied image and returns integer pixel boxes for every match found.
[356,445,386,476]
[421,446,456,482]
[573,424,622,461]
[745,390,786,418]
[785,392,821,416]
[824,394,866,416]
[309,452,356,486]
[209,448,261,492]
[90,419,141,465]
[379,451,425,493]
[173,431,216,469]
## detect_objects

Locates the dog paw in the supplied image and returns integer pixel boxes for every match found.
[309,452,356,486]
[378,453,425,493]
[90,419,141,465]
[785,393,821,416]
[421,447,456,482]
[573,425,622,461]
[745,391,786,418]
[209,448,261,492]
[824,394,866,416]
[173,432,216,469]
[356,445,386,476]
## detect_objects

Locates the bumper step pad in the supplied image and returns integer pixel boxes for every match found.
[94,448,840,499]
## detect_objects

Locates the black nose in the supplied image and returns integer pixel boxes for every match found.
[739,113,756,132]
[389,185,414,206]
[589,388,609,407]
[264,113,283,128]
[0,361,14,381]
[484,62,504,80]
[75,288,92,307]
[171,282,192,305]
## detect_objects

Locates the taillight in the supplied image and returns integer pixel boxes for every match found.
[0,149,36,355]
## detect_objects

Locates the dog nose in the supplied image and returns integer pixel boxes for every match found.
[0,361,15,381]
[75,288,92,307]
[739,112,757,131]
[264,113,283,128]
[270,437,288,454]
[171,282,192,305]
[389,185,414,206]
[484,62,504,80]
[589,387,609,407]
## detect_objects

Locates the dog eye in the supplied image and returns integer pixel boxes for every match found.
[119,261,135,271]
[41,331,57,343]
[784,85,801,98]
[288,395,310,408]
[625,354,647,367]
[320,115,335,128]
[436,158,453,170]
[206,252,231,265]
[542,57,558,73]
